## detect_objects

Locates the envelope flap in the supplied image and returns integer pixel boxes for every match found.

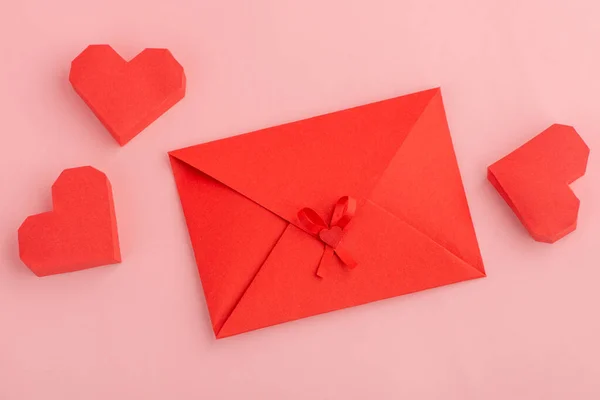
[369,90,485,273]
[170,88,440,224]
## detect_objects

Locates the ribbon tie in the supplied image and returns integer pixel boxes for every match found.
[298,196,358,277]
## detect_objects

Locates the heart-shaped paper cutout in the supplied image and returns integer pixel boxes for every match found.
[318,225,344,248]
[18,166,121,276]
[488,124,589,243]
[69,45,186,146]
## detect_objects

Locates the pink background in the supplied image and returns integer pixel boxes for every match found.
[1,0,599,398]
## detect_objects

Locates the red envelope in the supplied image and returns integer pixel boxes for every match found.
[169,88,485,338]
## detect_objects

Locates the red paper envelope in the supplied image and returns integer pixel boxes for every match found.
[169,88,485,338]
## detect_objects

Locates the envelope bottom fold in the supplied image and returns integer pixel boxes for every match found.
[218,200,484,338]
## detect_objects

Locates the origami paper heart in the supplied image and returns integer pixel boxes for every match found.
[318,226,343,248]
[18,166,121,276]
[488,124,589,243]
[69,45,186,146]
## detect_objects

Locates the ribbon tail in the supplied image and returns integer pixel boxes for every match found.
[334,246,357,269]
[315,246,336,278]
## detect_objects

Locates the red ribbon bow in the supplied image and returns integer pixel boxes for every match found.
[298,196,358,277]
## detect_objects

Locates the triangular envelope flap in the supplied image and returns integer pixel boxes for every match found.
[170,88,440,224]
[369,91,485,272]
[169,156,288,334]
[218,201,484,338]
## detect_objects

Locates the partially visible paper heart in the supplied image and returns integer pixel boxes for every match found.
[18,166,121,276]
[488,124,590,243]
[69,45,186,146]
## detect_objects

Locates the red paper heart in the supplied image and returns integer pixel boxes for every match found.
[488,124,589,243]
[318,225,344,248]
[69,45,186,146]
[18,166,121,276]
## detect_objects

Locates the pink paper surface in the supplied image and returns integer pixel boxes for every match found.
[0,1,598,399]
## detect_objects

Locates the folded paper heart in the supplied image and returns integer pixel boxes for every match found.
[18,166,121,276]
[488,124,589,243]
[298,196,358,277]
[69,45,186,146]
[319,226,343,248]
